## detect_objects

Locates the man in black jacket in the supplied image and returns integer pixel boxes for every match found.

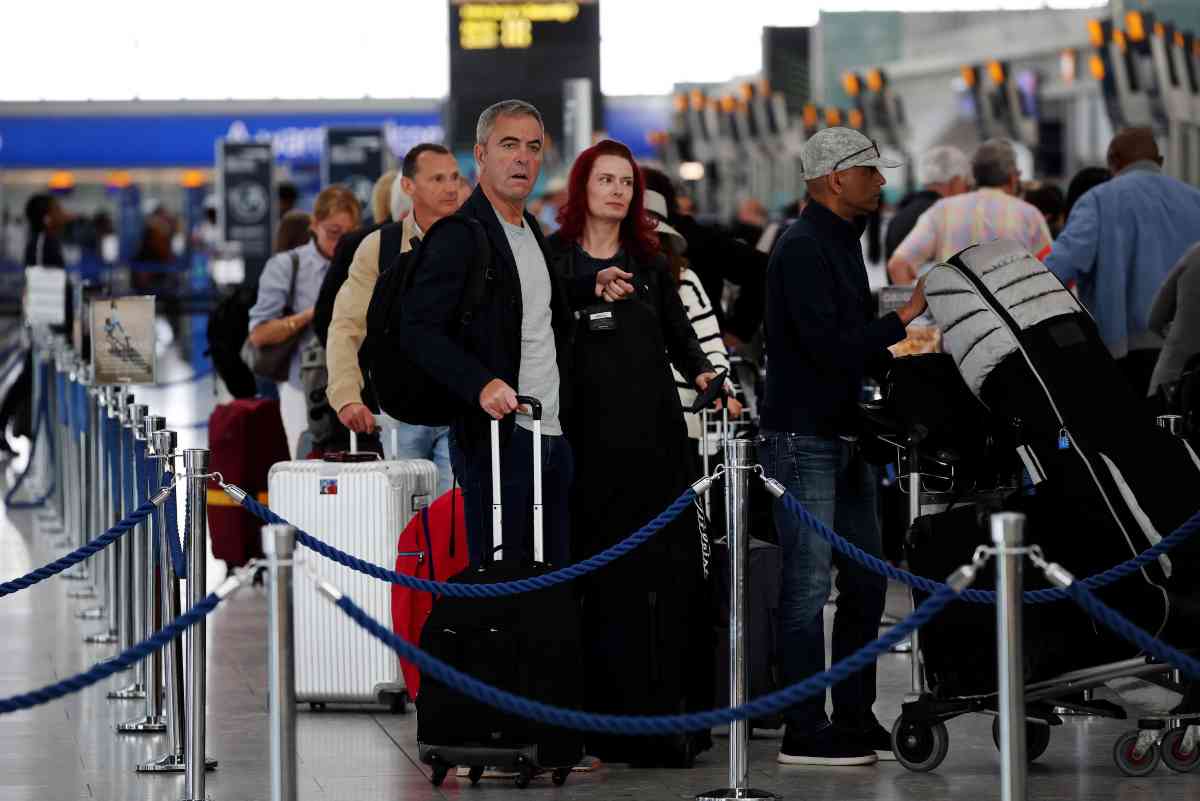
[760,128,926,767]
[397,99,631,567]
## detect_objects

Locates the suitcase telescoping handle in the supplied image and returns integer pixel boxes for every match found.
[490,395,543,563]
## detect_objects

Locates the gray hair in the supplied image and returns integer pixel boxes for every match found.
[920,145,971,186]
[475,99,544,146]
[972,139,1018,188]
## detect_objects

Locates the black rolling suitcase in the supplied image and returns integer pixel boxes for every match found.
[416,401,584,789]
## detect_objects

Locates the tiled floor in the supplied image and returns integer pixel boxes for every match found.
[2,341,1199,800]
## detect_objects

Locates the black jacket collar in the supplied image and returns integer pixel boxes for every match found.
[802,200,868,244]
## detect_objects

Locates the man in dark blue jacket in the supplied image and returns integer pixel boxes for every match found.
[397,99,631,567]
[761,128,926,767]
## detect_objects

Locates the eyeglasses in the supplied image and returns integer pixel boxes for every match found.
[831,140,880,174]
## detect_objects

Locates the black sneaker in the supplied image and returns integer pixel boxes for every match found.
[852,722,897,762]
[777,726,878,766]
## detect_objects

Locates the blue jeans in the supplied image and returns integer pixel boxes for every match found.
[450,424,573,568]
[386,420,454,497]
[760,431,886,735]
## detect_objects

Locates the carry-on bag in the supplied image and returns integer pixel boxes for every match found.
[416,398,585,789]
[268,447,437,709]
[208,398,291,569]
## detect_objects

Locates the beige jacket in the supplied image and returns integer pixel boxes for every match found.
[325,215,421,412]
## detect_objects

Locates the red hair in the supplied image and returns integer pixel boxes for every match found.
[556,139,660,262]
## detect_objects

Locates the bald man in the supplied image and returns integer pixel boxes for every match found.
[1046,127,1200,399]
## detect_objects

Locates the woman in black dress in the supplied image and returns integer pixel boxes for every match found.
[548,139,720,767]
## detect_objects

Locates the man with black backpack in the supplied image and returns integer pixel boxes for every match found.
[396,100,633,567]
[324,143,461,491]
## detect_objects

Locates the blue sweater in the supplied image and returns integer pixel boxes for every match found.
[761,201,906,436]
[1046,162,1200,358]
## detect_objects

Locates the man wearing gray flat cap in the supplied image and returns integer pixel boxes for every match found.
[760,127,926,767]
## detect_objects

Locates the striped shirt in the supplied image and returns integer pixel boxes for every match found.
[672,267,731,441]
[892,187,1053,271]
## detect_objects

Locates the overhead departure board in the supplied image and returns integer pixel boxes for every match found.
[447,0,601,152]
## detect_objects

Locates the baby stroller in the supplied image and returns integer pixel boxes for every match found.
[863,241,1200,776]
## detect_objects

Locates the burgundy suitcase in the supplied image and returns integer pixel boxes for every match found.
[208,398,290,568]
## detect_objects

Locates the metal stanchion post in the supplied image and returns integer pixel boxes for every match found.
[67,364,97,597]
[905,442,926,697]
[119,411,167,734]
[77,380,107,618]
[263,525,297,801]
[108,393,145,699]
[60,360,89,571]
[697,439,777,801]
[183,448,214,801]
[993,512,1028,801]
[86,387,120,644]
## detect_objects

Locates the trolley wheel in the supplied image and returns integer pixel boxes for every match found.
[514,767,534,789]
[891,717,950,773]
[309,702,326,712]
[468,765,485,785]
[1161,727,1200,773]
[430,762,450,787]
[991,717,1052,762]
[382,691,409,715]
[1113,730,1161,777]
[552,768,570,786]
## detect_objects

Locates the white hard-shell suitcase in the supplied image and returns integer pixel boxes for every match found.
[268,451,437,709]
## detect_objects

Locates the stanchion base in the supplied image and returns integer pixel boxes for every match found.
[696,788,779,801]
[106,683,146,700]
[84,631,118,645]
[68,588,97,599]
[135,753,218,773]
[117,715,167,734]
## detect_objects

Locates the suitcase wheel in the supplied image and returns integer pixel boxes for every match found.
[552,768,569,786]
[514,756,534,789]
[429,759,450,787]
[380,690,409,715]
[468,765,484,785]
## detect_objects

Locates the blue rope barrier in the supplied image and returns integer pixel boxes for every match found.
[162,472,186,578]
[332,582,962,734]
[775,488,1200,605]
[4,364,55,510]
[0,492,163,597]
[239,486,697,598]
[0,591,223,714]
[1067,583,1200,681]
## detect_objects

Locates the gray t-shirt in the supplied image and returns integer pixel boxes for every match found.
[495,208,562,436]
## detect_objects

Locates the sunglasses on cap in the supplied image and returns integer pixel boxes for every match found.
[832,140,880,174]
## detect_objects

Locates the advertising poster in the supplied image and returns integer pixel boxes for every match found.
[91,296,156,385]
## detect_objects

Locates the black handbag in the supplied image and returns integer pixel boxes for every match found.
[240,252,302,382]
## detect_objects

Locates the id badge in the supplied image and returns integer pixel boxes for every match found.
[586,304,617,332]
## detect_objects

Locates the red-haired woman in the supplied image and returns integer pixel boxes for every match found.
[547,139,719,767]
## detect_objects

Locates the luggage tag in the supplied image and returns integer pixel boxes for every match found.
[1057,427,1070,451]
[585,304,617,332]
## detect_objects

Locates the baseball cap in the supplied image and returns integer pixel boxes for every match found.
[801,127,903,180]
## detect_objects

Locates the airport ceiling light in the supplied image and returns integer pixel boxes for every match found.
[867,68,886,93]
[180,170,207,189]
[1087,18,1107,48]
[48,171,75,191]
[719,95,737,113]
[842,72,862,98]
[1089,53,1106,81]
[105,171,132,189]
[678,161,705,182]
[824,107,844,127]
[803,103,820,129]
[758,78,771,97]
[739,82,754,102]
[987,60,1007,87]
[1125,11,1147,43]
[1175,31,1186,50]
[689,88,706,111]
[848,108,865,130]
[1114,29,1128,54]
[960,65,979,89]
[1061,49,1078,83]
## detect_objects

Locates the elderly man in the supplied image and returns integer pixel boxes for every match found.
[1046,127,1200,398]
[887,139,1052,284]
[761,128,926,767]
[883,144,971,264]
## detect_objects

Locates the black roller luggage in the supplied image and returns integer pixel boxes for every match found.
[416,401,584,789]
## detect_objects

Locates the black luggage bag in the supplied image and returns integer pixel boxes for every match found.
[416,401,584,789]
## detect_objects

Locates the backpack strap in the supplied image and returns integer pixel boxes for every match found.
[284,250,300,314]
[407,213,493,326]
[377,221,405,275]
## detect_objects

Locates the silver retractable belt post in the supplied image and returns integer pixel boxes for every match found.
[108,393,145,700]
[993,512,1028,801]
[85,387,121,644]
[697,439,777,801]
[60,359,88,574]
[263,524,297,801]
[183,448,214,801]
[119,411,167,734]
[77,379,107,617]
